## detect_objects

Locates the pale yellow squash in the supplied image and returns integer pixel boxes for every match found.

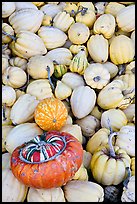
[55,80,72,100]
[2,85,16,107]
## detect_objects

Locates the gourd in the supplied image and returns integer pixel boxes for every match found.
[87,34,109,63]
[84,63,110,89]
[125,61,135,74]
[131,30,135,47]
[55,81,72,100]
[45,48,73,66]
[2,2,15,18]
[69,49,89,75]
[34,97,68,131]
[53,11,74,32]
[10,94,39,125]
[2,152,11,170]
[116,5,135,32]
[104,2,125,17]
[2,106,12,126]
[10,131,83,188]
[77,2,95,11]
[109,35,135,65]
[94,2,107,17]
[27,55,54,79]
[42,14,52,26]
[70,86,96,119]
[131,157,135,176]
[63,3,78,15]
[72,164,88,181]
[9,57,28,71]
[2,85,16,107]
[65,115,73,125]
[2,23,14,44]
[61,72,85,90]
[83,150,92,169]
[40,3,63,18]
[5,122,43,154]
[2,54,9,74]
[115,73,135,92]
[9,8,44,33]
[15,2,38,10]
[68,22,90,44]
[32,2,45,7]
[2,169,28,202]
[2,66,27,89]
[122,104,135,123]
[69,44,88,56]
[26,79,53,100]
[15,89,25,100]
[101,108,127,132]
[38,26,68,50]
[76,115,100,137]
[102,61,118,79]
[9,31,47,59]
[90,105,103,120]
[53,64,68,78]
[27,187,66,202]
[63,180,104,202]
[93,14,116,39]
[2,125,14,152]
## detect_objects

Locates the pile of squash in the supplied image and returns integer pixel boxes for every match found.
[2,2,135,202]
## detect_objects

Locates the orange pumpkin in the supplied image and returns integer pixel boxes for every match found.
[34,97,68,131]
[10,131,83,189]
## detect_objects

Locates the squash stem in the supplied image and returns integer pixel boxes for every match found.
[123,167,131,189]
[2,103,7,121]
[46,66,55,91]
[2,30,16,41]
[108,132,117,157]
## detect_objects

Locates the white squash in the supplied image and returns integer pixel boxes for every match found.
[2,54,9,74]
[72,164,88,181]
[2,125,14,152]
[2,106,12,126]
[122,104,135,123]
[9,57,28,71]
[15,2,38,11]
[2,85,16,107]
[2,2,15,18]
[102,61,118,79]
[2,152,11,170]
[55,81,72,100]
[83,150,92,169]
[40,3,63,18]
[2,23,14,44]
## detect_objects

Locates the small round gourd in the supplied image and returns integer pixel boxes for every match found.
[2,2,15,18]
[55,81,72,100]
[9,57,27,71]
[2,85,16,107]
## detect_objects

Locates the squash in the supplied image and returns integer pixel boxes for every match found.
[72,164,88,181]
[102,61,118,79]
[2,169,28,202]
[94,2,108,17]
[15,89,25,100]
[93,14,116,39]
[2,54,9,74]
[105,2,125,17]
[9,31,47,59]
[53,64,68,78]
[115,125,135,157]
[2,106,12,126]
[53,11,74,32]
[76,115,100,137]
[77,2,95,12]
[101,108,127,132]
[122,104,135,123]
[32,2,45,7]
[60,124,83,144]
[65,115,73,125]
[63,3,78,15]
[5,122,43,154]
[61,72,85,90]
[115,73,135,91]
[125,61,135,75]
[69,49,89,75]
[34,97,68,131]
[55,81,72,100]
[110,35,135,65]
[70,86,96,119]
[27,187,66,202]
[40,3,63,18]
[42,14,52,26]
[26,79,53,100]
[68,22,90,44]
[2,2,15,18]
[83,150,92,169]
[69,44,88,56]
[2,85,16,107]
[45,48,72,66]
[84,63,110,89]
[87,34,109,63]
[2,125,14,152]
[2,152,11,170]
[63,180,104,202]
[2,23,14,44]
[9,57,27,71]
[90,105,103,120]
[27,55,54,79]
[116,5,135,32]
[38,26,68,50]
[11,131,83,188]
[2,66,27,89]
[9,8,44,34]
[131,30,135,47]
[15,2,38,10]
[10,94,39,125]
[131,157,135,176]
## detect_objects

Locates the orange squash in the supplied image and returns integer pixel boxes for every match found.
[34,97,68,131]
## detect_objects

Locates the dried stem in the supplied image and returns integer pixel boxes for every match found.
[2,30,16,41]
[2,103,7,121]
[123,167,131,189]
[46,66,55,91]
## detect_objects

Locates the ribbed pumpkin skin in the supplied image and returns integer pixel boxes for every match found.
[10,131,83,189]
[34,97,68,131]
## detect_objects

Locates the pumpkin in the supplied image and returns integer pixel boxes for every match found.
[84,63,110,89]
[38,26,68,50]
[9,31,47,59]
[2,85,16,107]
[53,11,74,32]
[2,152,11,170]
[2,169,28,202]
[2,66,27,89]
[40,3,63,18]
[72,164,88,181]
[76,115,100,137]
[2,23,14,44]
[2,54,9,74]
[115,125,135,157]
[53,64,68,78]
[68,22,90,44]
[15,2,38,10]
[61,72,85,90]
[45,48,73,66]
[93,14,116,39]
[90,105,103,120]
[42,14,52,26]
[26,79,53,100]
[122,104,135,123]
[10,94,39,125]
[101,108,127,132]
[2,2,15,18]
[5,122,43,154]
[2,125,14,152]
[70,85,96,119]
[104,2,125,17]
[2,106,12,126]
[34,97,68,131]
[87,34,109,63]
[90,132,131,185]
[27,187,66,202]
[131,157,135,176]
[10,131,83,188]
[9,57,28,71]
[9,8,44,34]
[102,61,118,79]
[83,150,92,169]
[109,35,135,65]
[63,180,104,202]
[55,81,72,100]
[69,49,89,75]
[69,44,88,56]
[116,5,135,32]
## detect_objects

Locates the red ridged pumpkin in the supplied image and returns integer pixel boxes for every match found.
[10,131,83,189]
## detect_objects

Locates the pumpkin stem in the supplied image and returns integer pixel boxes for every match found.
[2,103,7,121]
[123,167,131,189]
[118,64,126,75]
[2,30,16,41]
[46,66,55,91]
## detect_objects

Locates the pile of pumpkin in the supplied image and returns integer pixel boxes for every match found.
[2,1,135,202]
